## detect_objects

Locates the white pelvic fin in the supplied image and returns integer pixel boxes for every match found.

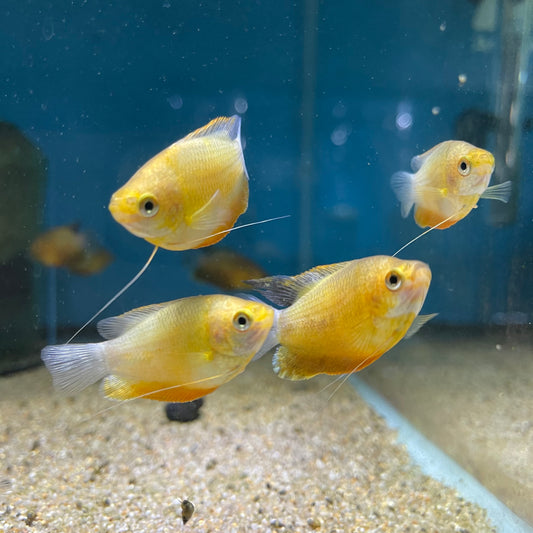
[41,343,108,394]
[391,171,416,218]
[481,180,512,203]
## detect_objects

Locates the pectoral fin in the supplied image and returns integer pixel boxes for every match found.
[404,313,438,339]
[481,180,512,203]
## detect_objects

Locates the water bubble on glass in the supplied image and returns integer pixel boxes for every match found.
[395,112,412,130]
[234,97,248,114]
[331,124,351,146]
[167,94,183,110]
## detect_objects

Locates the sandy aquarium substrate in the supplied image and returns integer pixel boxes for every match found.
[0,353,496,532]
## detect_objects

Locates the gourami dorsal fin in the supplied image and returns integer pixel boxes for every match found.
[181,115,248,182]
[404,313,438,339]
[410,142,441,171]
[96,302,170,340]
[246,261,349,307]
[182,115,241,142]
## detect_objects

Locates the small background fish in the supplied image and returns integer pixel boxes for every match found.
[193,248,268,290]
[30,224,112,276]
[391,140,511,229]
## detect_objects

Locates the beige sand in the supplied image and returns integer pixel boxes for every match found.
[362,327,532,526]
[0,354,496,532]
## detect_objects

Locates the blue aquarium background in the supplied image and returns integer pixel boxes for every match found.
[1,0,532,336]
[2,1,533,528]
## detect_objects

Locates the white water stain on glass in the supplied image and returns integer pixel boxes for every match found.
[332,101,347,119]
[42,17,55,41]
[331,123,352,146]
[167,94,183,110]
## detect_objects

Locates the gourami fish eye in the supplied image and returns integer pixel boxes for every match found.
[457,158,471,176]
[233,311,251,331]
[139,194,159,217]
[385,270,403,291]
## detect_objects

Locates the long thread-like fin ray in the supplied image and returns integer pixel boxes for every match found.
[183,215,290,248]
[313,312,381,396]
[319,311,433,401]
[77,367,238,425]
[324,335,396,401]
[66,215,287,344]
[392,212,456,257]
[66,246,159,344]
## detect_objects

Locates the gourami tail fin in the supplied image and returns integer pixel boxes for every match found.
[391,171,415,218]
[41,342,107,394]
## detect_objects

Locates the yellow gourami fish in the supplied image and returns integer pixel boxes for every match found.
[248,256,434,380]
[391,140,511,229]
[41,295,274,402]
[30,224,113,276]
[109,115,249,250]
[30,224,86,267]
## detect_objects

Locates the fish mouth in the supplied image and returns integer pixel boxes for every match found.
[476,151,495,168]
[414,260,431,283]
[108,193,162,240]
[405,261,432,305]
[108,193,139,221]
[470,152,495,180]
